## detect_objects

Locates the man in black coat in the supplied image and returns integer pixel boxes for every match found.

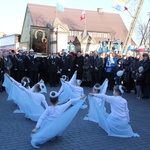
[13,48,25,82]
[73,51,84,80]
[141,53,150,99]
[25,49,39,86]
[94,52,104,84]
[60,50,73,79]
[47,53,60,87]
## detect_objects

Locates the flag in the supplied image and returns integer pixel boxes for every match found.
[117,0,128,3]
[127,45,131,51]
[137,46,145,53]
[56,0,65,12]
[112,0,133,17]
[112,2,128,11]
[80,10,86,20]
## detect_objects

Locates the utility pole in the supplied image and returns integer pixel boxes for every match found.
[122,0,144,54]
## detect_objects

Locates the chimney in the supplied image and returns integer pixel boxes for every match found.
[97,8,103,13]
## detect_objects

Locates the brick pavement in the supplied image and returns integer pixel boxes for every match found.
[0,85,150,150]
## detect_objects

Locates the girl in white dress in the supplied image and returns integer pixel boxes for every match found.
[84,81,108,122]
[32,91,86,133]
[89,85,139,137]
[19,83,48,109]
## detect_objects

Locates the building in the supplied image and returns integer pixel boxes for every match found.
[0,32,7,38]
[20,3,131,54]
[0,34,20,50]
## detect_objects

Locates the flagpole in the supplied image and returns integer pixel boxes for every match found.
[84,14,87,30]
[55,6,58,18]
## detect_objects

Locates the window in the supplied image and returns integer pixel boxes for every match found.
[78,31,82,35]
[88,32,92,37]
[103,33,108,38]
[97,33,102,37]
[70,31,74,36]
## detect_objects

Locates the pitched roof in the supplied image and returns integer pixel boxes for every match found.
[27,3,129,42]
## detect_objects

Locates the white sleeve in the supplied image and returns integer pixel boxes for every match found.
[19,85,34,97]
[100,79,108,94]
[41,95,48,108]
[69,73,76,85]
[36,108,49,128]
[93,93,113,104]
[67,82,75,89]
[57,85,63,96]
[59,97,80,113]
[125,102,130,122]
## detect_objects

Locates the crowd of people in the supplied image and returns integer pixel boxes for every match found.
[0,48,150,99]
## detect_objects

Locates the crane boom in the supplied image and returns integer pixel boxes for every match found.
[122,0,144,54]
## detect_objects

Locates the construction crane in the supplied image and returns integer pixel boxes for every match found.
[122,0,145,54]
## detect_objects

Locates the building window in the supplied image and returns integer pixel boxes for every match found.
[103,33,108,38]
[70,31,74,36]
[88,32,92,37]
[97,33,102,37]
[78,31,82,35]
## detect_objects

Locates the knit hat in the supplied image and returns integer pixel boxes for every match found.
[117,70,124,77]
[138,66,144,73]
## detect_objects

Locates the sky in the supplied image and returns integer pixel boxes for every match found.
[0,0,149,43]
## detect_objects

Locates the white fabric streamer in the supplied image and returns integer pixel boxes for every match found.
[119,85,124,94]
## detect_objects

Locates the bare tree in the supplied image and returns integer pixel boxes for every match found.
[135,18,150,48]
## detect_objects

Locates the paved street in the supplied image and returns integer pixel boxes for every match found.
[0,85,150,150]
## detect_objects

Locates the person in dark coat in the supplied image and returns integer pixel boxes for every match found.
[114,56,124,85]
[8,50,16,78]
[0,51,4,92]
[134,66,144,99]
[47,53,60,87]
[88,51,97,86]
[73,51,84,80]
[141,53,150,99]
[60,50,73,79]
[82,54,91,86]
[25,49,39,86]
[122,53,133,93]
[2,51,13,75]
[38,57,48,83]
[130,54,141,93]
[13,48,26,82]
[94,52,104,84]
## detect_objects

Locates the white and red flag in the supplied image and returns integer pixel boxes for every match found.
[80,10,86,20]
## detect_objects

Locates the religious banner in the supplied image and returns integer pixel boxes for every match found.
[30,26,50,54]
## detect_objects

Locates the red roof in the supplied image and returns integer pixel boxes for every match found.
[27,3,129,43]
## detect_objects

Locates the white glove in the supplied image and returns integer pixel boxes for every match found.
[34,54,37,59]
